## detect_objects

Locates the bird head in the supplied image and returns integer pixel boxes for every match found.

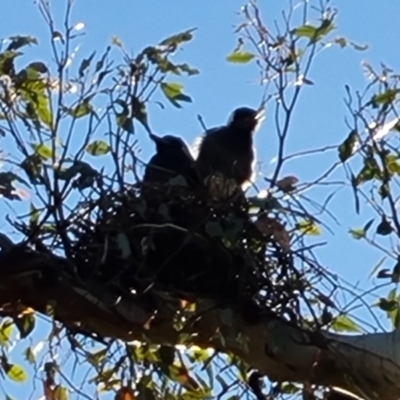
[228,107,265,134]
[149,133,192,158]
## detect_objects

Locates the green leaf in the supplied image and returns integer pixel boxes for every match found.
[385,155,400,176]
[160,82,192,108]
[19,76,53,128]
[331,315,361,333]
[371,89,400,108]
[53,385,69,400]
[86,140,110,156]
[4,364,27,382]
[0,51,20,76]
[7,35,38,51]
[355,156,381,185]
[297,220,321,236]
[24,347,36,364]
[67,99,93,119]
[338,130,359,162]
[33,143,53,160]
[295,19,335,43]
[226,51,255,64]
[349,228,366,240]
[295,25,318,39]
[0,320,13,346]
[159,28,197,47]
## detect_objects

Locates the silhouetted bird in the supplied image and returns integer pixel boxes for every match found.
[195,107,264,198]
[143,133,200,187]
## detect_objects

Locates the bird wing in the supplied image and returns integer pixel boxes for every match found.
[191,127,222,159]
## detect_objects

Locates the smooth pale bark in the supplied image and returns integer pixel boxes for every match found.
[0,243,399,400]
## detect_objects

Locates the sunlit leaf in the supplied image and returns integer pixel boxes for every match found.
[86,140,110,156]
[160,82,192,108]
[33,143,53,160]
[87,348,108,367]
[355,156,381,185]
[371,89,400,108]
[385,155,400,176]
[295,19,334,43]
[159,28,197,47]
[349,228,365,240]
[331,315,361,333]
[0,50,20,76]
[297,220,321,236]
[4,363,27,382]
[24,347,36,365]
[67,100,93,118]
[16,67,52,127]
[53,385,69,400]
[0,320,13,346]
[226,51,255,64]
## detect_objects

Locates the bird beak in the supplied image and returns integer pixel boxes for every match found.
[149,132,162,143]
[255,108,266,122]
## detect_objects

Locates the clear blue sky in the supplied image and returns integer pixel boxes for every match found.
[1,1,400,398]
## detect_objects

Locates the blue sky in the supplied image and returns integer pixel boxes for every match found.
[1,0,400,398]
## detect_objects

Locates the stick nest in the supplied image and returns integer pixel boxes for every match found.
[70,183,297,317]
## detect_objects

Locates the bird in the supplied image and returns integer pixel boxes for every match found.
[194,107,265,199]
[142,133,200,187]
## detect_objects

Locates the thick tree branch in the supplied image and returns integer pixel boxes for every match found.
[0,244,399,400]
